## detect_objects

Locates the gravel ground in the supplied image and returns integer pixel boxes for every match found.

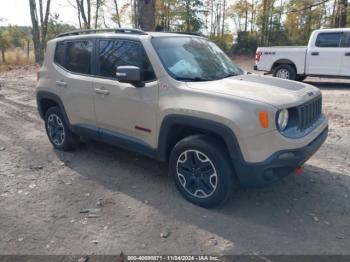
[0,61,349,255]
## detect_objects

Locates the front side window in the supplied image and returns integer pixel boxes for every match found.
[315,33,342,47]
[97,40,156,81]
[152,37,242,81]
[66,40,93,74]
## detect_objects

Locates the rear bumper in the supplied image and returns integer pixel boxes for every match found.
[235,126,328,187]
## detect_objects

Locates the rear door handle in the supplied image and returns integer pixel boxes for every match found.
[311,52,319,56]
[94,88,110,95]
[345,52,350,56]
[55,80,67,87]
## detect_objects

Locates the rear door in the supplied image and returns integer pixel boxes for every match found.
[306,31,343,76]
[53,39,96,127]
[340,32,350,76]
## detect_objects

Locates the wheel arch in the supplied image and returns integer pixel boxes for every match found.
[157,115,244,167]
[272,59,297,73]
[36,91,71,126]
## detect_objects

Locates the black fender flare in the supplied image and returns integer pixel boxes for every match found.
[157,114,245,166]
[36,91,71,127]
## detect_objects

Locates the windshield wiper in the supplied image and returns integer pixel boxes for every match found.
[222,73,239,79]
[175,77,209,82]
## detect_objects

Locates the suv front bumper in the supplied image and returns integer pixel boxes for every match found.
[235,126,328,187]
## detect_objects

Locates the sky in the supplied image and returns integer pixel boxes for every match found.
[0,0,92,27]
[0,0,235,33]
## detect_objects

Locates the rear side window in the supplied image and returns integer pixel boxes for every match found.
[54,41,65,66]
[315,33,342,47]
[66,40,93,74]
[340,33,350,47]
[97,39,156,81]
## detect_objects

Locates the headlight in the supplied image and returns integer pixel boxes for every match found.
[277,109,289,131]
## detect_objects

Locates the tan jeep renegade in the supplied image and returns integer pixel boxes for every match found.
[36,29,328,208]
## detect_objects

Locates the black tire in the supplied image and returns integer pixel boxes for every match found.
[169,135,236,208]
[273,64,296,81]
[44,106,78,151]
[296,75,307,82]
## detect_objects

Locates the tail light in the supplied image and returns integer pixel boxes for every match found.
[255,51,262,62]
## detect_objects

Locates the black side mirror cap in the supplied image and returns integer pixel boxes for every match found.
[116,66,144,87]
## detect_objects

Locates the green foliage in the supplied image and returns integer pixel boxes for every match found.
[0,30,11,49]
[210,34,233,52]
[232,31,258,54]
[47,14,76,40]
[176,0,204,32]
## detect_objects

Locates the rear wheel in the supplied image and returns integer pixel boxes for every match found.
[273,64,296,81]
[44,106,79,151]
[170,135,236,208]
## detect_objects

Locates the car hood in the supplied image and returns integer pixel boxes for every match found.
[186,74,321,108]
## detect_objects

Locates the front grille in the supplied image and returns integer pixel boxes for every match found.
[297,96,322,131]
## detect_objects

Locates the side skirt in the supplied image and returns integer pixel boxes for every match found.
[71,124,157,159]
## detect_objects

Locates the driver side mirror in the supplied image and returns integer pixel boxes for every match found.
[116,66,144,87]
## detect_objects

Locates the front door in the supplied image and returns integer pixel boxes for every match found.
[93,39,159,148]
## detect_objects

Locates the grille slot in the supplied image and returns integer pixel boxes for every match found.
[297,96,322,131]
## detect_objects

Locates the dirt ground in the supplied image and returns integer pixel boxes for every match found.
[0,59,349,255]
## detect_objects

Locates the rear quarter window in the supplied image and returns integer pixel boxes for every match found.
[54,41,65,66]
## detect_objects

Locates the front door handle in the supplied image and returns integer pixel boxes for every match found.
[55,80,67,87]
[345,52,350,56]
[94,88,110,95]
[311,52,319,56]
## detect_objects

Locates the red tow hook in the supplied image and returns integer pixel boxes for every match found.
[295,166,304,175]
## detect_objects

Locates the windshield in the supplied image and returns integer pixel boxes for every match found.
[152,36,242,81]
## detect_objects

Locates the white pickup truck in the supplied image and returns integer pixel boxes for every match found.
[254,28,350,81]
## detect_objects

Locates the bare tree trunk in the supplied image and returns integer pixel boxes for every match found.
[1,49,5,63]
[339,0,348,27]
[113,0,121,27]
[29,0,43,64]
[137,0,155,31]
[26,39,30,59]
[261,0,268,45]
[133,0,138,28]
[216,2,221,37]
[332,0,338,26]
[244,0,248,32]
[251,0,254,32]
[221,0,226,36]
[76,0,91,29]
[29,0,51,64]
[41,0,51,48]
[210,0,214,36]
[87,0,91,28]
[94,0,101,29]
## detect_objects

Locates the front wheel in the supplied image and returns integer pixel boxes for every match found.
[273,64,296,81]
[169,135,236,208]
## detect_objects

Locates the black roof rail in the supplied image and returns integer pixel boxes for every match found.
[57,28,147,38]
